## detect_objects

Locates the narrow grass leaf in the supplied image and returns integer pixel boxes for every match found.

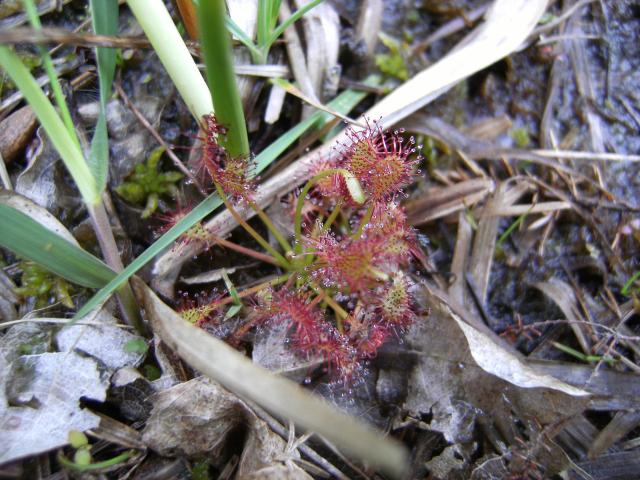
[225,16,261,62]
[22,0,79,146]
[0,205,115,288]
[267,0,324,50]
[88,115,109,191]
[75,87,370,318]
[198,0,250,158]
[127,0,213,121]
[88,0,118,191]
[0,46,99,205]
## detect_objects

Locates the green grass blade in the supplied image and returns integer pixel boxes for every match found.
[22,0,79,147]
[267,0,324,50]
[0,205,116,288]
[90,0,118,105]
[88,0,118,191]
[198,0,249,158]
[225,16,262,63]
[127,0,213,121]
[88,114,109,191]
[0,46,100,205]
[74,85,374,318]
[75,193,223,317]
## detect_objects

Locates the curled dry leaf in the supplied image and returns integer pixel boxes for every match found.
[143,376,311,478]
[405,288,589,475]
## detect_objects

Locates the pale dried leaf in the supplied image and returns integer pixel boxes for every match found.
[366,0,549,125]
[450,313,588,396]
[533,278,591,353]
[0,351,107,463]
[55,311,145,370]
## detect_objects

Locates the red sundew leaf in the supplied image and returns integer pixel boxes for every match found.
[367,202,425,266]
[155,205,211,249]
[308,156,352,204]
[374,274,415,329]
[309,232,387,293]
[198,113,256,203]
[176,291,222,326]
[253,288,325,346]
[340,118,419,203]
[352,323,392,359]
[250,287,364,383]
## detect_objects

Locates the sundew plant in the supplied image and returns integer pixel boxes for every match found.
[175,115,424,383]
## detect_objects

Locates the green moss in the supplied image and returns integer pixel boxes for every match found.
[15,261,75,309]
[115,146,183,218]
[375,32,409,81]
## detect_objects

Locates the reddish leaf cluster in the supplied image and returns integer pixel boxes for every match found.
[195,114,256,203]
[174,117,423,384]
[339,119,418,203]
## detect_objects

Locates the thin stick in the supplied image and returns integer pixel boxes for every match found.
[0,27,151,49]
[532,149,640,162]
[114,81,207,196]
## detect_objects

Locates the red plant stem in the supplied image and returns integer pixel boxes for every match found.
[213,182,291,269]
[209,234,282,266]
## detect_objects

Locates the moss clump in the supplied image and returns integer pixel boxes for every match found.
[15,261,74,309]
[375,32,409,81]
[115,146,183,218]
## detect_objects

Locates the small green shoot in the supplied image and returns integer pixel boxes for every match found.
[622,271,640,296]
[68,431,89,449]
[510,127,531,148]
[124,338,149,354]
[551,341,616,365]
[58,449,136,472]
[114,147,183,218]
[497,210,531,248]
[227,0,325,64]
[221,269,242,320]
